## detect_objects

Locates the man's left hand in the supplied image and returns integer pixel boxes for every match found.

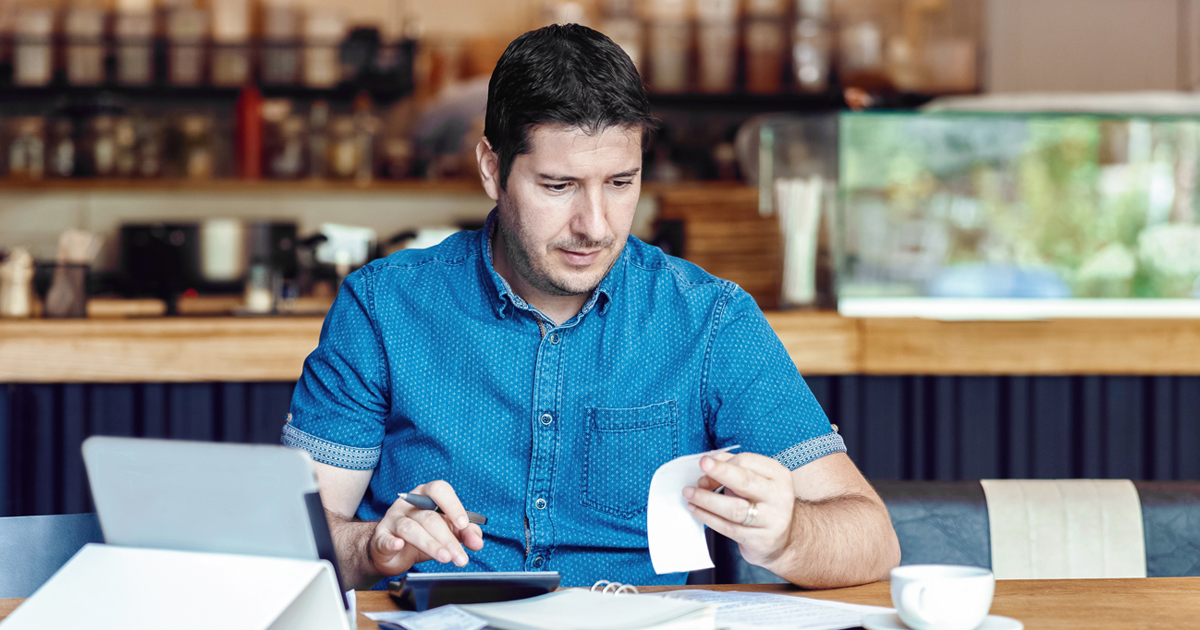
[682,452,796,569]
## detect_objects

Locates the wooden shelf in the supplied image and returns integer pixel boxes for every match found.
[0,177,489,195]
[3,312,1200,383]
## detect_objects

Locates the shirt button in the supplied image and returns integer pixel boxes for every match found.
[548,333,560,344]
[535,498,547,510]
[540,413,553,426]
[532,555,545,568]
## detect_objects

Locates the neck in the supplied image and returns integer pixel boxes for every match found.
[491,228,589,326]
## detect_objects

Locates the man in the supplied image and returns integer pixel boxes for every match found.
[283,24,900,589]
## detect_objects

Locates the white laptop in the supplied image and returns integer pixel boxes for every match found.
[81,436,349,608]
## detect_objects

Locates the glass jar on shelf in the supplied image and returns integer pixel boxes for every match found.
[262,99,307,179]
[792,0,832,93]
[598,18,642,73]
[326,115,358,180]
[48,119,75,178]
[304,8,346,89]
[645,0,689,93]
[14,7,54,87]
[917,0,981,93]
[66,8,105,85]
[167,7,208,86]
[179,115,214,179]
[354,97,379,185]
[837,0,895,91]
[262,1,300,84]
[114,117,138,177]
[745,0,787,94]
[308,100,329,178]
[86,116,118,177]
[115,10,155,85]
[210,0,250,87]
[696,0,737,94]
[8,117,45,180]
[134,117,164,178]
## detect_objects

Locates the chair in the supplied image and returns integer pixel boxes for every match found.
[0,513,104,598]
[710,480,1200,583]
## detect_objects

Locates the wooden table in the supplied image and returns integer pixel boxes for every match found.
[1,578,1197,629]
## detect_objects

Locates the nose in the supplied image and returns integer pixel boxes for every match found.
[569,183,608,245]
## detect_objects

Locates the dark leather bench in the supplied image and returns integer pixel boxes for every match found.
[710,480,1200,584]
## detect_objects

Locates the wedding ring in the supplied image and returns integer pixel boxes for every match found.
[742,501,759,527]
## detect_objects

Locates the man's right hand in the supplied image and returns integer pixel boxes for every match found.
[366,479,486,576]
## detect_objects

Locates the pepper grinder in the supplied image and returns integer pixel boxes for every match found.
[0,248,35,318]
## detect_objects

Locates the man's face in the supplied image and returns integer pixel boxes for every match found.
[491,124,643,298]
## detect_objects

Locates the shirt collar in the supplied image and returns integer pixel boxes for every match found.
[480,208,619,322]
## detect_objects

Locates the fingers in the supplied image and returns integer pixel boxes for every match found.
[699,453,787,499]
[416,480,473,532]
[699,454,761,499]
[685,499,745,543]
[368,526,414,575]
[369,479,484,575]
[697,474,723,492]
[405,511,471,567]
[461,523,485,551]
[683,485,757,526]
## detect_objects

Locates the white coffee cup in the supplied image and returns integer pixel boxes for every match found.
[890,564,994,630]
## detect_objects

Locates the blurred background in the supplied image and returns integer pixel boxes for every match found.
[2,0,1200,517]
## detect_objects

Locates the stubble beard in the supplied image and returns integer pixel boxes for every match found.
[496,197,620,298]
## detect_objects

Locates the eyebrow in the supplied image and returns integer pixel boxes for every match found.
[537,167,642,182]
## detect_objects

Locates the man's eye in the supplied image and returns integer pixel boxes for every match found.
[612,180,632,188]
[545,183,569,192]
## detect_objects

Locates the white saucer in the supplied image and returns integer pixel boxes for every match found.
[862,613,1023,630]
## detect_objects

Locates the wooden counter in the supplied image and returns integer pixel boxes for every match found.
[3,312,1200,383]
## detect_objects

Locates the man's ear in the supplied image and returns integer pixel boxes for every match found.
[476,138,500,201]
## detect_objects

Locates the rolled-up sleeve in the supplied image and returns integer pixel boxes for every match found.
[283,266,389,470]
[704,286,845,470]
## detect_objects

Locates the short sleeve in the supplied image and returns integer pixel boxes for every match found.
[282,266,389,470]
[704,287,845,470]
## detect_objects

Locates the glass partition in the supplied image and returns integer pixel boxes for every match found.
[837,111,1200,317]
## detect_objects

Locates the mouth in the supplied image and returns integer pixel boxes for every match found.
[558,248,603,267]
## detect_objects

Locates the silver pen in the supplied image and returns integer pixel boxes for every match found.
[398,492,489,525]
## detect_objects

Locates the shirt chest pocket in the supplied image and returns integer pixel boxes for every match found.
[580,400,680,520]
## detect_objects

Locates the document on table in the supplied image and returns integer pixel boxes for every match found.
[647,445,739,574]
[662,589,894,630]
[364,607,486,630]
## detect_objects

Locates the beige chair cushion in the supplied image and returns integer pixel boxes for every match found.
[980,479,1146,579]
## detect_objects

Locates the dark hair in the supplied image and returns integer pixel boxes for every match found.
[484,24,654,190]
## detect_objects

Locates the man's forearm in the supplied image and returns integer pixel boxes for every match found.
[325,509,378,587]
[769,494,901,589]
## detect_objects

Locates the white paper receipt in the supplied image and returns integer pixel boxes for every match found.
[383,606,487,630]
[648,445,739,574]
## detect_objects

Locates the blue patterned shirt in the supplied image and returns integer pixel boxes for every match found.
[283,210,845,587]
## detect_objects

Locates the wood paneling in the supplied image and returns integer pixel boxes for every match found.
[657,185,783,310]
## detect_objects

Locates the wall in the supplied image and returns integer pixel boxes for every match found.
[986,0,1189,92]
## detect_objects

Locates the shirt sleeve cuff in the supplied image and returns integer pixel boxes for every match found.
[282,423,381,471]
[772,432,847,471]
